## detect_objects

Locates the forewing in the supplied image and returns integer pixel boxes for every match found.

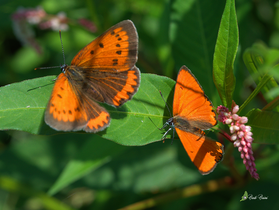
[45,73,110,132]
[71,20,138,71]
[173,65,216,129]
[175,127,224,175]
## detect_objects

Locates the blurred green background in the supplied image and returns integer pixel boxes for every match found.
[1,0,279,209]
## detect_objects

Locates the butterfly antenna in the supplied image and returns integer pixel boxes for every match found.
[34,31,66,71]
[59,30,66,65]
[34,66,61,70]
[159,91,172,117]
[148,117,160,130]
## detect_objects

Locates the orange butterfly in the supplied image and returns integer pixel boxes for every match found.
[162,65,224,175]
[44,20,140,132]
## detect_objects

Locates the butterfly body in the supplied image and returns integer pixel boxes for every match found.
[163,65,224,175]
[45,20,140,132]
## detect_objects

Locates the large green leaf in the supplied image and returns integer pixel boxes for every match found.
[213,0,238,108]
[246,108,279,144]
[170,0,225,104]
[0,73,175,145]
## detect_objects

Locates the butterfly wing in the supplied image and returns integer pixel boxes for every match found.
[69,20,140,107]
[68,66,140,107]
[175,127,224,175]
[45,73,110,132]
[173,65,216,129]
[172,65,223,174]
[71,20,137,70]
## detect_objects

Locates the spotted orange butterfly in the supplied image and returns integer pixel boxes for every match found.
[162,65,224,174]
[44,20,140,132]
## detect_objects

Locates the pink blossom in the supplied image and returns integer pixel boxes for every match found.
[217,104,259,180]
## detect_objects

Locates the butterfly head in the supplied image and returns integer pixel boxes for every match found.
[61,64,68,73]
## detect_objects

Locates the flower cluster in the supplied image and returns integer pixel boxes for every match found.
[217,104,259,180]
[11,7,96,53]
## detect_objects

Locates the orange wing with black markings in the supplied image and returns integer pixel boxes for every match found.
[71,20,138,71]
[165,65,223,174]
[45,73,110,132]
[44,20,140,132]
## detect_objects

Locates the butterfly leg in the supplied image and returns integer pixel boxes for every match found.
[161,126,173,140]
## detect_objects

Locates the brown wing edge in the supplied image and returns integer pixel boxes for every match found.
[45,101,111,133]
[199,138,224,175]
[111,20,138,69]
[112,66,141,107]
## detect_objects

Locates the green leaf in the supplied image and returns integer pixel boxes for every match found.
[238,73,273,115]
[0,76,53,134]
[170,0,225,104]
[246,108,279,144]
[0,73,175,145]
[242,43,279,108]
[213,0,238,108]
[48,136,127,195]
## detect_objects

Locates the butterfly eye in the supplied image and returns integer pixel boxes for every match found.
[60,64,68,73]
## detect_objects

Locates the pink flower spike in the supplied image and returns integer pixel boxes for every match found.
[216,103,259,180]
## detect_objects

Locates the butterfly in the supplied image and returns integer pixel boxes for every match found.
[44,20,140,132]
[162,65,224,175]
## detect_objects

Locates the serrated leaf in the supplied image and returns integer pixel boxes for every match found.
[213,0,238,108]
[0,73,175,145]
[246,108,279,144]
